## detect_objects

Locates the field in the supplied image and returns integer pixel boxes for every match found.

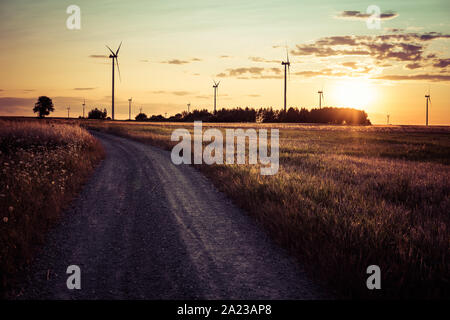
[0,119,104,296]
[85,120,450,298]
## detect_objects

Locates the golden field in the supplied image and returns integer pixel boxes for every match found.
[85,120,450,298]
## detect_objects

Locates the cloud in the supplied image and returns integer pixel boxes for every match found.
[294,69,347,78]
[152,90,193,96]
[89,54,108,59]
[220,55,232,58]
[290,32,450,71]
[217,66,283,79]
[336,10,399,21]
[0,97,38,115]
[161,58,202,65]
[248,94,260,97]
[249,56,280,63]
[73,87,96,91]
[373,74,450,81]
[405,63,422,70]
[161,59,190,65]
[433,58,450,68]
[342,62,358,69]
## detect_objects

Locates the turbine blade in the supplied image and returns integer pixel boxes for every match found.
[115,57,121,82]
[106,45,115,55]
[116,41,122,55]
[217,81,220,86]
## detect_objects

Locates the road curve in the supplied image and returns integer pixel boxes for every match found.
[19,131,325,299]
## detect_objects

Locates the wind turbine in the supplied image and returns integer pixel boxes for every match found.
[106,42,122,120]
[187,102,191,113]
[213,80,220,113]
[281,46,291,112]
[128,97,132,120]
[387,114,390,125]
[425,89,431,126]
[317,90,324,109]
[82,99,86,118]
[67,106,70,119]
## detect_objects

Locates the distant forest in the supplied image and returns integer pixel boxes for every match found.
[137,107,371,125]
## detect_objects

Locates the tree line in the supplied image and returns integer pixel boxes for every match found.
[32,96,371,125]
[137,107,371,125]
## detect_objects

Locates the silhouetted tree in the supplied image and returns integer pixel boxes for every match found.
[135,113,148,121]
[88,108,107,119]
[33,96,54,118]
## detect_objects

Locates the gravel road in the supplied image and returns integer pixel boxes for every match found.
[19,131,324,299]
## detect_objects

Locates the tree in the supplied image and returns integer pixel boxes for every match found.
[135,113,148,121]
[88,108,107,119]
[33,96,54,118]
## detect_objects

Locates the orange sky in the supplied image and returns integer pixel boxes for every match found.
[0,0,449,124]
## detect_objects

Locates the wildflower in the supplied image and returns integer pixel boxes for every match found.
[2,217,8,223]
[8,206,14,213]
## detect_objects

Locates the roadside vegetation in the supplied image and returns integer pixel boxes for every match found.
[86,120,450,298]
[0,119,104,297]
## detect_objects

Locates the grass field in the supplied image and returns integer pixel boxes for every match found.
[85,120,450,298]
[0,119,104,296]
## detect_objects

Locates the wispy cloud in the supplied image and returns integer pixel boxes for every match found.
[152,90,194,96]
[217,67,283,79]
[249,56,279,63]
[161,58,202,65]
[89,54,108,59]
[74,87,96,91]
[373,74,450,81]
[336,10,399,21]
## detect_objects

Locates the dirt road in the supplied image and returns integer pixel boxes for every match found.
[20,131,324,299]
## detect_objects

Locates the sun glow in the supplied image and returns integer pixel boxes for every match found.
[333,79,376,110]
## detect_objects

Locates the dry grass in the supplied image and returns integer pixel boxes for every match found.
[85,120,450,298]
[0,119,104,296]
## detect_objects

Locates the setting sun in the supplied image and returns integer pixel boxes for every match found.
[333,80,377,110]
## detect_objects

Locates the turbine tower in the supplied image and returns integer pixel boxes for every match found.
[187,102,191,113]
[281,47,291,112]
[387,114,390,125]
[82,99,86,118]
[106,42,122,120]
[128,97,132,120]
[67,106,70,119]
[318,90,324,109]
[213,80,220,113]
[425,91,431,126]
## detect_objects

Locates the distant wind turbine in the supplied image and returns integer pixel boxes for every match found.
[318,90,324,109]
[82,99,86,118]
[281,47,291,112]
[387,114,390,125]
[213,80,220,113]
[128,97,132,120]
[106,42,122,120]
[67,106,70,119]
[425,89,431,126]
[187,102,191,113]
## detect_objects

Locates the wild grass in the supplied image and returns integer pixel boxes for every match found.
[85,121,450,298]
[0,119,104,296]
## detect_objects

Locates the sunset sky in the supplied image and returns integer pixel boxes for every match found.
[0,0,449,124]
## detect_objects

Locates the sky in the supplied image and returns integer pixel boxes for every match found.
[0,0,449,124]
